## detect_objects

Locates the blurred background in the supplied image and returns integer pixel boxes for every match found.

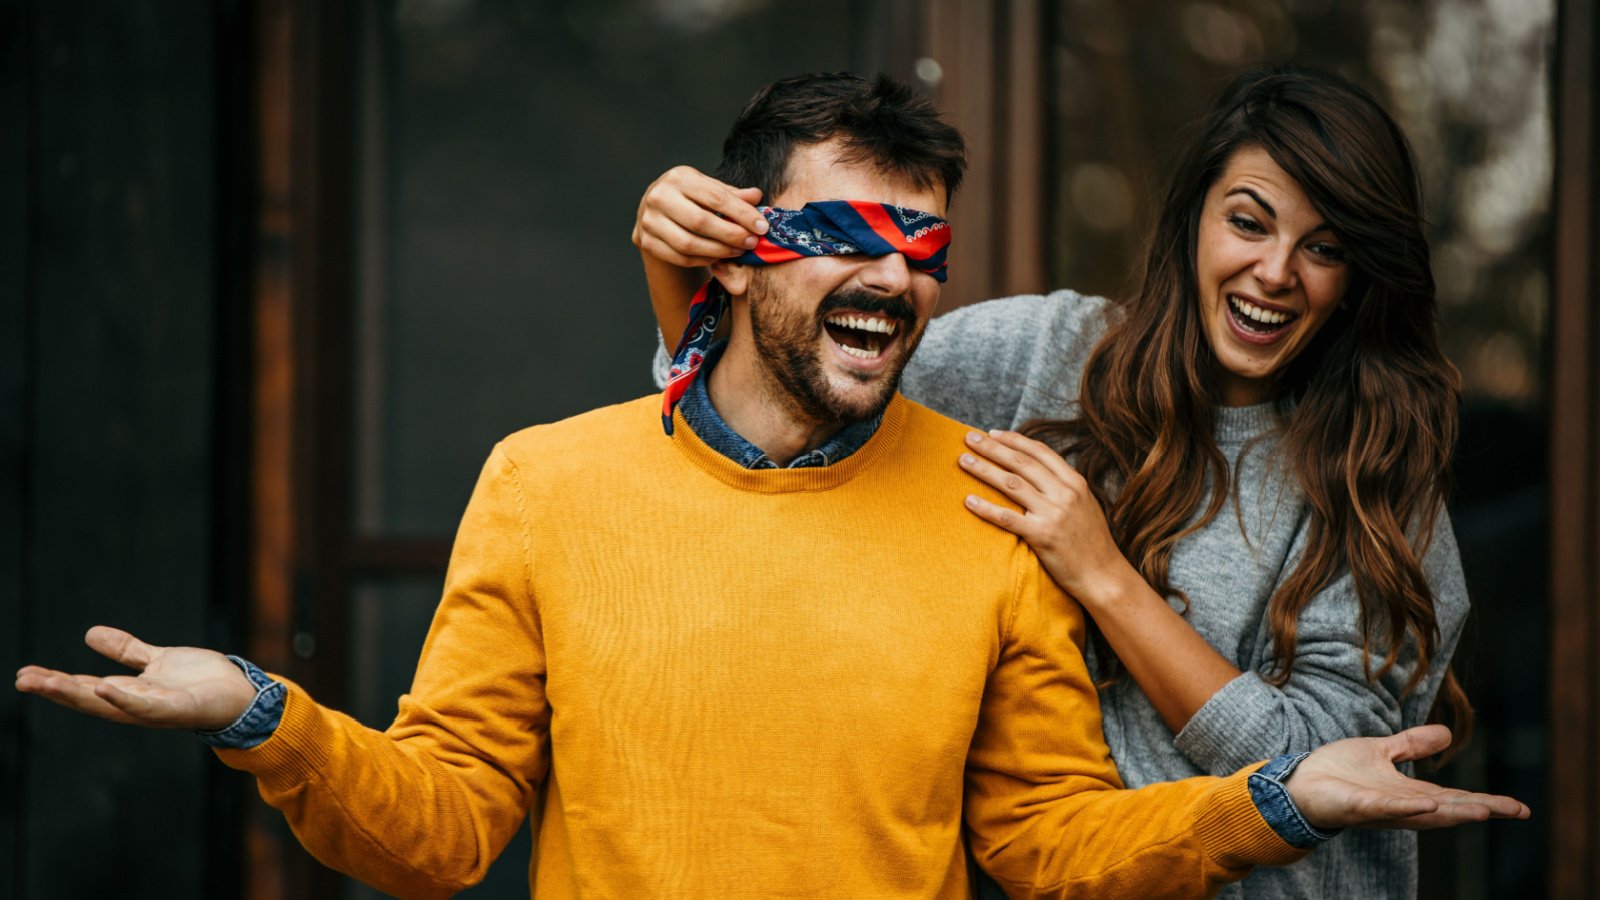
[2,0,1597,897]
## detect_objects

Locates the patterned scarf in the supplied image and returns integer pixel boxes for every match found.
[661,200,952,434]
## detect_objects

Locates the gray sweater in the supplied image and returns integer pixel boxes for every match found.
[902,290,1467,899]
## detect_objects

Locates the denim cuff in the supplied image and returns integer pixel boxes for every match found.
[1247,752,1341,849]
[195,655,286,750]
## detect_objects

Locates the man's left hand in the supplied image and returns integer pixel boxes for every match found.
[1287,725,1530,829]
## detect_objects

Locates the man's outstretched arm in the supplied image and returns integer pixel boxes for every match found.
[965,553,1526,900]
[16,444,550,900]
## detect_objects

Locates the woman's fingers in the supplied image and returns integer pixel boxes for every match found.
[679,176,766,236]
[658,191,760,250]
[959,444,1045,509]
[963,494,1033,539]
[730,185,766,213]
[639,166,766,258]
[985,430,1083,486]
[963,431,1067,497]
[641,217,748,267]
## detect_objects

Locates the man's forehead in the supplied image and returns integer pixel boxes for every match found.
[773,143,947,216]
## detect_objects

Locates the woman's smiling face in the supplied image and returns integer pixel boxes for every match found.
[1195,145,1353,406]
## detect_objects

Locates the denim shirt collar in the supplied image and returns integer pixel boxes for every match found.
[678,342,882,470]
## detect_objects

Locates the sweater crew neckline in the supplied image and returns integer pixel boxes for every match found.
[671,393,909,494]
[1213,401,1281,445]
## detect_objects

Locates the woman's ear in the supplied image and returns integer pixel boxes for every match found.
[710,259,752,297]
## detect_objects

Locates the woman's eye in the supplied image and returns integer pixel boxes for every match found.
[1309,242,1347,262]
[1228,213,1263,234]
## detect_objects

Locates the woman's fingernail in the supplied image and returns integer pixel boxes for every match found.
[753,219,769,234]
[965,495,980,507]
[743,236,758,248]
[967,431,983,444]
[960,453,976,465]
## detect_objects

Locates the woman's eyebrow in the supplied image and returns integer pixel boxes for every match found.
[1224,186,1332,234]
[1226,186,1276,219]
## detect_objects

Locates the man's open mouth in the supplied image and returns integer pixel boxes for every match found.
[823,312,899,360]
[1227,293,1298,337]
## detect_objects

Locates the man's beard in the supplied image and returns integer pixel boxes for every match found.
[747,273,924,427]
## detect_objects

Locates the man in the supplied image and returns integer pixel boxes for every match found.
[16,73,1523,899]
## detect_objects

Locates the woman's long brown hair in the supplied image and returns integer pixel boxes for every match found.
[1029,64,1472,759]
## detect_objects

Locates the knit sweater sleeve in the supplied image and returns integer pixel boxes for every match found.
[1173,511,1470,775]
[899,290,1112,432]
[965,546,1305,898]
[213,444,548,899]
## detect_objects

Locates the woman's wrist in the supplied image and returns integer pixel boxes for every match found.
[1073,557,1151,612]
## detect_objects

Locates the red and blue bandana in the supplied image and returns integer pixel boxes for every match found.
[661,200,952,434]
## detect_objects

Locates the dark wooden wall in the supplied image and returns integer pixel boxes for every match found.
[1,0,27,891]
[1,2,248,897]
[1550,0,1600,895]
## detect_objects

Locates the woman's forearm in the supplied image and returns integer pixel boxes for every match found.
[644,251,706,344]
[1079,566,1242,736]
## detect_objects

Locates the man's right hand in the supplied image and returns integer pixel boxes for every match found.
[15,626,257,732]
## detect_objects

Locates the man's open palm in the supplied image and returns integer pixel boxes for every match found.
[14,626,255,732]
[1289,724,1530,830]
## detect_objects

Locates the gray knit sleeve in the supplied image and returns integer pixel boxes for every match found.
[652,336,673,389]
[900,290,1113,432]
[1172,512,1469,775]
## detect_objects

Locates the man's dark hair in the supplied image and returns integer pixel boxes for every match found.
[715,73,967,203]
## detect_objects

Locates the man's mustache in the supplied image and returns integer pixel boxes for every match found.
[817,290,916,326]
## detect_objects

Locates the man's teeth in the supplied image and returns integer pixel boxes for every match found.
[1228,294,1292,325]
[839,342,882,359]
[824,314,897,335]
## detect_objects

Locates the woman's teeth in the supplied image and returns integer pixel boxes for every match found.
[1228,294,1293,330]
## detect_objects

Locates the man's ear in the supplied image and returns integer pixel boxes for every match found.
[710,260,752,298]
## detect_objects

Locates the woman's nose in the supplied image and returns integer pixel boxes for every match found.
[1253,245,1298,293]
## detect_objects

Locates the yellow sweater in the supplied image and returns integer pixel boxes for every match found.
[218,394,1301,898]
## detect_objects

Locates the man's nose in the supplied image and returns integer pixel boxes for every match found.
[858,253,913,297]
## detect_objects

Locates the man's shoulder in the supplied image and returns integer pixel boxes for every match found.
[887,397,1012,497]
[895,394,988,444]
[886,396,1076,613]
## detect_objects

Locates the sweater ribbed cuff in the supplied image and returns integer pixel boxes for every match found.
[1193,768,1310,871]
[212,680,331,791]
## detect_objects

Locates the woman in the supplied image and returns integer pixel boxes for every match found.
[635,65,1470,898]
